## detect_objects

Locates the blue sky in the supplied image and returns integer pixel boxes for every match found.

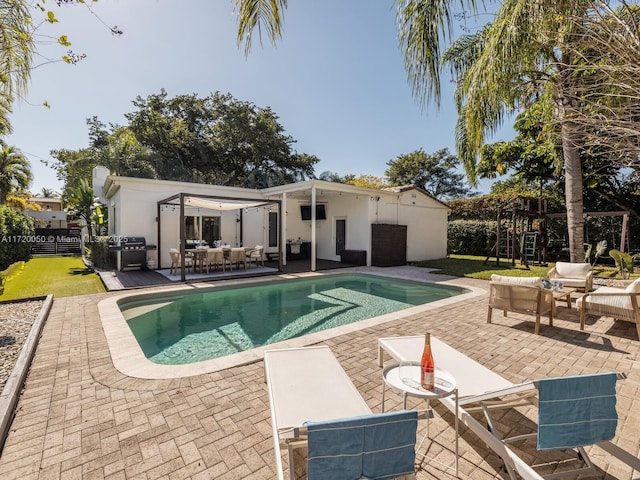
[8,0,513,195]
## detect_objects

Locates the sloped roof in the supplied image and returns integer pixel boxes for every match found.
[381,184,450,209]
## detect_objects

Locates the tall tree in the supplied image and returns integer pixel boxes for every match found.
[439,1,607,261]
[0,0,34,134]
[125,90,318,187]
[385,148,475,200]
[0,142,32,204]
[562,1,640,168]
[48,147,96,204]
[234,0,639,262]
[346,175,388,189]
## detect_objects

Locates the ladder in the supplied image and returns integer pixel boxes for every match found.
[521,232,538,265]
[499,232,513,258]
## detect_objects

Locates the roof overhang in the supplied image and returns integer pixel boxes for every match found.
[261,179,398,201]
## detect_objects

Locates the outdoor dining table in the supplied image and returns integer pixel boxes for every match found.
[191,248,209,273]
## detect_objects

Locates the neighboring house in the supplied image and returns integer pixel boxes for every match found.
[24,197,68,228]
[95,168,450,273]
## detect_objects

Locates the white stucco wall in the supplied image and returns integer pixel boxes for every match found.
[282,197,370,262]
[396,190,449,261]
[374,189,449,262]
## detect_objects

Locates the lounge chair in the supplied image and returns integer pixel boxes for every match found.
[487,274,554,334]
[378,335,640,480]
[548,262,593,292]
[264,346,420,480]
[576,278,640,338]
[169,248,192,275]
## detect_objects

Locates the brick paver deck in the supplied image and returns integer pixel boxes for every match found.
[0,270,638,479]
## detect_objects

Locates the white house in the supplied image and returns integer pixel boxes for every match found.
[24,197,68,228]
[95,170,450,275]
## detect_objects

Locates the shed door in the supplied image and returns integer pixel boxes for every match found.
[336,218,346,255]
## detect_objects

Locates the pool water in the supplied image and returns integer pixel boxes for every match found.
[120,274,467,365]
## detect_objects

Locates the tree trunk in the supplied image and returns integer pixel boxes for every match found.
[557,55,584,263]
[562,121,584,263]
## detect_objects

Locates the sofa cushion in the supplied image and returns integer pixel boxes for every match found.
[577,286,633,313]
[491,274,541,286]
[625,278,640,293]
[554,262,591,278]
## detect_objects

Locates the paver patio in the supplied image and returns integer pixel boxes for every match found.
[0,267,638,479]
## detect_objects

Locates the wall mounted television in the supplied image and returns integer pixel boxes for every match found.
[300,204,326,220]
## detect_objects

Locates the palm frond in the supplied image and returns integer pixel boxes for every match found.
[397,0,477,109]
[235,0,288,55]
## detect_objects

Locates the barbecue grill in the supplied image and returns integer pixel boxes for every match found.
[109,237,155,271]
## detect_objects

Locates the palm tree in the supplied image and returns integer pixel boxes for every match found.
[437,0,596,262]
[233,0,623,262]
[0,142,32,204]
[67,178,95,241]
[0,0,35,134]
[39,187,57,198]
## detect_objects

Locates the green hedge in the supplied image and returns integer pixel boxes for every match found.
[448,219,498,255]
[90,236,117,269]
[0,206,35,271]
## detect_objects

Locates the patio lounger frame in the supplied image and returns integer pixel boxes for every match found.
[264,346,373,480]
[378,335,640,480]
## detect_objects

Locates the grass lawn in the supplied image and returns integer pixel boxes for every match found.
[0,256,106,301]
[414,254,625,281]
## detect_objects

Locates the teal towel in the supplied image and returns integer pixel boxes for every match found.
[537,373,617,450]
[305,410,417,480]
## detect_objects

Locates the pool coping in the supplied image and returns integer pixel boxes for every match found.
[97,267,486,379]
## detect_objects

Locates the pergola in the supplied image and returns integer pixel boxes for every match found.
[157,192,282,281]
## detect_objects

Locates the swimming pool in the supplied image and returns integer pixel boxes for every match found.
[118,273,468,366]
[98,269,484,379]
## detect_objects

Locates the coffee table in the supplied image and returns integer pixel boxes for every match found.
[551,287,577,309]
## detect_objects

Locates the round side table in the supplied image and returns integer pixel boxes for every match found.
[382,362,459,476]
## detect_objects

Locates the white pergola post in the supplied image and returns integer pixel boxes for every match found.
[281,193,287,266]
[311,186,316,272]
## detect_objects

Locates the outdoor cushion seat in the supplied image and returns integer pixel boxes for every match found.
[548,261,593,292]
[487,274,554,335]
[576,278,640,339]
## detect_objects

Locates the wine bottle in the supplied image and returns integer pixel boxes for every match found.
[420,332,435,390]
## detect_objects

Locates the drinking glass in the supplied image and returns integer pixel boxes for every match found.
[399,361,420,389]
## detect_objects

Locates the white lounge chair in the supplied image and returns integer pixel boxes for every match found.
[576,278,640,339]
[378,335,640,480]
[264,346,420,480]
